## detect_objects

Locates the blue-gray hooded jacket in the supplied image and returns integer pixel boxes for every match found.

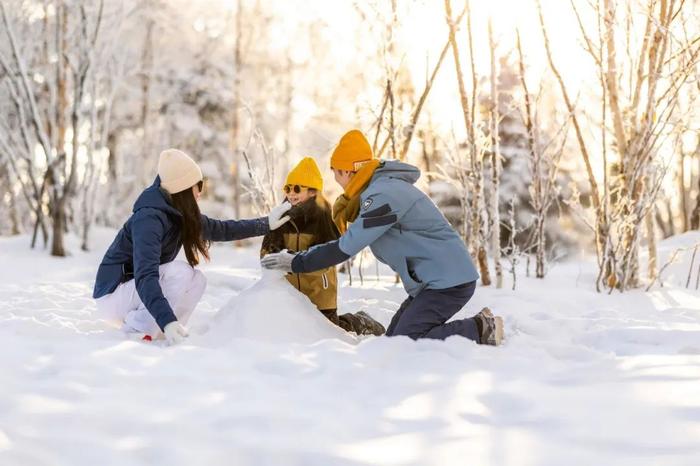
[291,161,479,296]
[93,177,268,331]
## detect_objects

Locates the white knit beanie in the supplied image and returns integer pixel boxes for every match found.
[157,149,203,194]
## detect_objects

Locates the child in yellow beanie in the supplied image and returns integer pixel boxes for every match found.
[260,157,340,321]
[260,157,385,335]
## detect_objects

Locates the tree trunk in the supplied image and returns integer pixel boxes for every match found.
[9,193,20,235]
[139,11,155,185]
[420,129,432,182]
[488,19,502,288]
[536,216,546,278]
[388,0,397,160]
[1,165,21,234]
[538,0,609,287]
[389,80,396,159]
[691,188,700,230]
[102,131,119,227]
[46,0,68,257]
[691,143,700,230]
[231,0,243,218]
[444,0,489,283]
[621,175,645,289]
[646,205,657,281]
[56,1,68,167]
[679,152,688,232]
[478,246,491,286]
[664,198,676,237]
[51,196,67,257]
[30,170,50,248]
[81,188,93,251]
[107,131,118,182]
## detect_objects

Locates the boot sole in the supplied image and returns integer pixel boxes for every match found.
[493,316,504,345]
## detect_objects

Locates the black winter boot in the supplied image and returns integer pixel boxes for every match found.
[339,311,386,336]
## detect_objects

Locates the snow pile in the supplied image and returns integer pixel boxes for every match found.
[204,269,356,346]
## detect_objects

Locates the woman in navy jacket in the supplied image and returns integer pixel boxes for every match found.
[93,149,290,345]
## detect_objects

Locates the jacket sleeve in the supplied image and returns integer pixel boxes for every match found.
[201,215,269,242]
[291,192,402,273]
[337,192,401,256]
[291,240,350,273]
[131,210,177,332]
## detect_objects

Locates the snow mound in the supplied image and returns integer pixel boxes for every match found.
[203,269,357,345]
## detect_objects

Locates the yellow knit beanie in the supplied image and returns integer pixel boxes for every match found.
[157,149,203,194]
[285,157,323,191]
[330,130,373,171]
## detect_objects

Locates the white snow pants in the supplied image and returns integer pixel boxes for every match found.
[96,261,207,336]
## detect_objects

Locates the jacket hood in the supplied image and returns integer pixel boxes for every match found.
[132,176,182,217]
[372,160,420,185]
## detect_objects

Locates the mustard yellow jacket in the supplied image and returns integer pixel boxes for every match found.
[260,196,340,311]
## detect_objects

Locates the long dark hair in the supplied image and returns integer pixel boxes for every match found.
[170,188,210,266]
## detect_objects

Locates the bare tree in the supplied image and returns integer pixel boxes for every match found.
[516,30,571,279]
[444,0,491,285]
[365,3,467,163]
[504,197,523,291]
[690,134,700,229]
[487,19,503,288]
[538,0,699,291]
[230,0,243,219]
[0,159,21,234]
[0,0,109,256]
[237,105,280,216]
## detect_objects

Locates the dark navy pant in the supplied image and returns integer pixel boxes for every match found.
[385,281,479,341]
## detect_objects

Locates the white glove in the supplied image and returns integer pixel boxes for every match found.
[267,201,292,230]
[261,249,296,273]
[163,321,189,345]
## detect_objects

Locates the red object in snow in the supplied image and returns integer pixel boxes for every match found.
[142,335,153,342]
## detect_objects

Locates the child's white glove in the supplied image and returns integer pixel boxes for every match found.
[261,249,296,273]
[267,201,292,230]
[164,321,189,345]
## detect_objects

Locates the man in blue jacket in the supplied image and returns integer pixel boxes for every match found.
[262,130,504,345]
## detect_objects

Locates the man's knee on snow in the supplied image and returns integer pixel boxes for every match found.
[388,322,426,340]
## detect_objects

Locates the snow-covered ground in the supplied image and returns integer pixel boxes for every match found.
[1,228,699,466]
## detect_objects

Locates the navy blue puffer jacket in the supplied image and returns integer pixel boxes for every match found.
[93,177,268,331]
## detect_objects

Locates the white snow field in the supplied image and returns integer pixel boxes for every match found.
[1,228,699,466]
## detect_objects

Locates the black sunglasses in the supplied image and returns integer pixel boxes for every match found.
[283,184,309,194]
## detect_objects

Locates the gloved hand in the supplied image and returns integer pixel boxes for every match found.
[267,201,292,230]
[163,321,189,345]
[261,249,296,272]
